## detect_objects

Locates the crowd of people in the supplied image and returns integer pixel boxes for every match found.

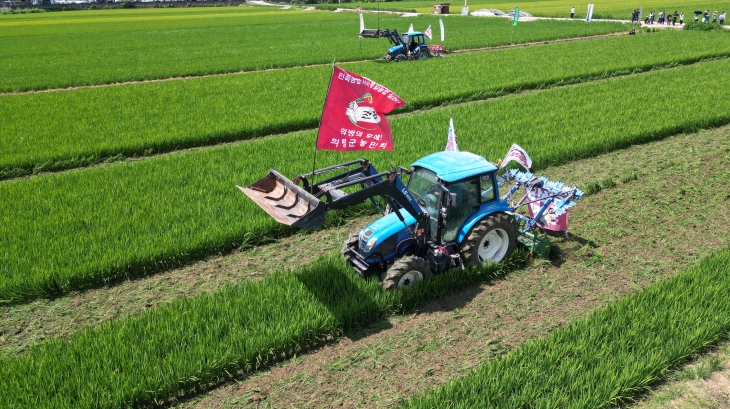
[631,9,726,26]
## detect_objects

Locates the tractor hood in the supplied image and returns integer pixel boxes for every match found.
[388,45,403,54]
[359,208,415,255]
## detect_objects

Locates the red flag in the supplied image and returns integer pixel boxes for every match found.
[317,66,406,151]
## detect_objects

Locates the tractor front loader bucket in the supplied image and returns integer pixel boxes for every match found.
[238,170,326,230]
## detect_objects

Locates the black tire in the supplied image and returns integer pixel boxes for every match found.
[460,213,516,266]
[418,48,430,60]
[394,54,407,63]
[382,255,432,290]
[341,229,360,261]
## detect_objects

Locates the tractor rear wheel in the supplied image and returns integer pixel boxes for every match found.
[382,255,431,290]
[418,48,430,60]
[460,213,516,266]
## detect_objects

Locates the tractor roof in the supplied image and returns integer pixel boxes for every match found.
[412,151,497,183]
[408,32,424,36]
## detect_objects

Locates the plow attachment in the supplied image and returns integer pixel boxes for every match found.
[237,170,326,230]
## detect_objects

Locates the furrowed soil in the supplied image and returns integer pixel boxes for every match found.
[1,126,728,406]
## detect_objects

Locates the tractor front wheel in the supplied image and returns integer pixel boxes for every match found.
[418,48,430,60]
[394,54,407,63]
[382,255,431,290]
[461,214,516,266]
[341,229,361,261]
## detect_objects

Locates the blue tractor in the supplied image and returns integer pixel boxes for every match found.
[359,28,436,62]
[239,150,582,289]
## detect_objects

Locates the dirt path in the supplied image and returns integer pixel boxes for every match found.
[0,32,630,97]
[175,126,730,408]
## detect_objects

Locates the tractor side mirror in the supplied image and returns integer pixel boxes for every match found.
[446,192,458,207]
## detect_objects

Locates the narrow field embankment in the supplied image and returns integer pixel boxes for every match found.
[2,30,729,180]
[2,57,730,305]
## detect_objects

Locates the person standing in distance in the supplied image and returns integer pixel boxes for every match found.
[680,12,684,25]
[720,11,726,25]
[570,6,574,18]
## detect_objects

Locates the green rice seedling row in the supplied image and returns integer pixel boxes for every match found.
[0,9,627,92]
[0,254,518,409]
[1,58,730,304]
[402,247,730,408]
[3,30,730,179]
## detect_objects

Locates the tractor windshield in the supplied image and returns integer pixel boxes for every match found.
[409,168,441,236]
[409,168,439,201]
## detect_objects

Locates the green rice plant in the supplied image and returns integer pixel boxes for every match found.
[0,252,521,408]
[683,21,725,30]
[0,8,627,92]
[402,247,730,408]
[2,58,730,304]
[3,30,730,179]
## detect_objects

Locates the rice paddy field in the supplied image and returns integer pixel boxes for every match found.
[1,4,730,408]
[0,7,628,92]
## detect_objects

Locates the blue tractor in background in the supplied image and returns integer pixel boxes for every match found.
[359,28,438,62]
[240,150,582,289]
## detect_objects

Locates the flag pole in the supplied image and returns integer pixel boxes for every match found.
[311,59,337,192]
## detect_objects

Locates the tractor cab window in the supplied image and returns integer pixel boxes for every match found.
[442,179,480,242]
[408,167,441,235]
[401,33,410,46]
[480,173,496,202]
[409,36,419,52]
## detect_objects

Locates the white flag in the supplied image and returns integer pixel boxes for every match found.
[445,118,459,152]
[359,12,365,35]
[439,19,445,42]
[500,144,532,169]
[408,23,414,33]
[586,3,594,22]
[424,25,432,39]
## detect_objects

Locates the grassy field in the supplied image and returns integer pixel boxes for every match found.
[174,125,730,408]
[0,128,727,407]
[355,0,730,19]
[0,253,519,409]
[0,8,627,92]
[2,5,730,407]
[2,58,730,304]
[3,30,730,179]
[403,247,730,408]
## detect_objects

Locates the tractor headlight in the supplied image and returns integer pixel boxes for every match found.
[363,237,378,253]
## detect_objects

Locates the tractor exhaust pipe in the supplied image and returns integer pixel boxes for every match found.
[237,169,326,230]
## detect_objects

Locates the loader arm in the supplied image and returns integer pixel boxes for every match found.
[238,160,430,233]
